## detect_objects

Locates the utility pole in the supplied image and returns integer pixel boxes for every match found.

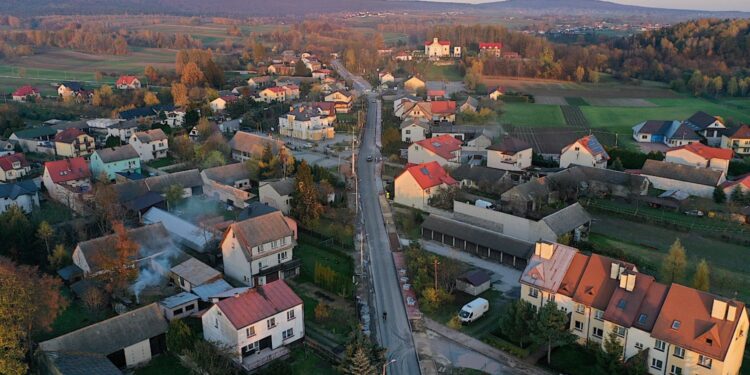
[433,258,439,290]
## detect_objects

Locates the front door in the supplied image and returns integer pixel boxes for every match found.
[258,335,273,351]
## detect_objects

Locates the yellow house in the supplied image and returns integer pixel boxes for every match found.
[54,128,95,158]
[404,76,426,93]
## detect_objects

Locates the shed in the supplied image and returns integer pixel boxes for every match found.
[191,279,233,302]
[456,269,492,296]
[159,292,199,321]
[169,258,222,292]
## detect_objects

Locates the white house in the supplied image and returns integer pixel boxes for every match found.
[278,103,335,141]
[0,153,31,182]
[201,280,304,370]
[640,159,726,198]
[560,135,610,169]
[115,76,142,90]
[424,37,451,58]
[684,111,726,146]
[221,211,299,287]
[407,134,463,167]
[0,180,39,214]
[259,178,294,215]
[379,72,395,84]
[489,87,504,101]
[129,129,168,162]
[394,161,457,210]
[400,118,431,143]
[664,143,732,175]
[324,90,353,114]
[42,157,92,213]
[486,137,532,171]
[210,96,238,113]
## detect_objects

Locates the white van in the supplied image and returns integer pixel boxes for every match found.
[474,199,495,210]
[458,298,489,324]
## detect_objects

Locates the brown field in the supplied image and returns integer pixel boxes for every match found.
[482,76,679,99]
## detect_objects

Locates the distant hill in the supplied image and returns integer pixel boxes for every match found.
[0,0,746,18]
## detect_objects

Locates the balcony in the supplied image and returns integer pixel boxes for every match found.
[241,346,290,371]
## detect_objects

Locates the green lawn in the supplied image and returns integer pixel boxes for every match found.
[34,290,114,342]
[146,156,177,169]
[423,64,463,82]
[500,103,566,126]
[544,344,599,375]
[289,346,338,375]
[296,234,354,296]
[423,289,507,339]
[134,354,189,375]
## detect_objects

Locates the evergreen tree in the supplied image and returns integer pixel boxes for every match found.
[611,157,624,171]
[339,335,384,375]
[713,186,726,203]
[531,301,575,365]
[597,330,625,374]
[661,239,687,283]
[693,259,710,292]
[730,186,745,203]
[500,299,535,348]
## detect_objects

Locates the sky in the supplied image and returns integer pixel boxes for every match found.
[425,0,750,12]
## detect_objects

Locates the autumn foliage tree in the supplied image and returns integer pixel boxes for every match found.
[94,222,140,295]
[291,160,323,227]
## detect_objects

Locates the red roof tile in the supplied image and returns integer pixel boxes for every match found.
[668,142,733,161]
[479,42,503,49]
[722,173,750,190]
[414,135,462,161]
[54,128,87,143]
[603,271,655,328]
[0,153,29,172]
[728,125,750,139]
[13,85,39,97]
[430,101,456,115]
[265,87,287,94]
[425,39,451,46]
[44,157,91,184]
[116,75,139,86]
[572,254,635,311]
[558,253,589,297]
[398,161,457,190]
[215,280,302,330]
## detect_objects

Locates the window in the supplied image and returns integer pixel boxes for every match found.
[705,337,713,346]
[278,252,288,262]
[672,320,681,329]
[614,325,626,337]
[246,326,255,337]
[267,317,276,329]
[528,288,539,298]
[641,135,648,140]
[655,340,666,352]
[635,342,643,350]
[651,359,663,370]
[576,304,585,314]
[637,314,648,325]
[670,365,682,375]
[174,307,183,315]
[574,321,584,332]
[592,327,604,338]
[214,318,218,328]
[405,130,411,134]
[673,346,685,359]
[287,310,295,321]
[616,299,627,309]
[282,328,294,340]
[594,310,604,321]
[698,355,712,369]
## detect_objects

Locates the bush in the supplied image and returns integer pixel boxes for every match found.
[166,319,197,354]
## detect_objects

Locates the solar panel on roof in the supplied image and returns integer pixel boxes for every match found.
[587,137,605,155]
[420,167,430,175]
[432,142,442,147]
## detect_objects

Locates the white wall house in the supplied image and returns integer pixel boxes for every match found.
[129,129,168,162]
[486,137,532,171]
[664,143,732,176]
[394,161,457,210]
[560,135,610,169]
[259,179,294,215]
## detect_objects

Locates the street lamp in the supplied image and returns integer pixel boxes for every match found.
[382,359,396,375]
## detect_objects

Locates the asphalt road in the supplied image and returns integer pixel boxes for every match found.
[331,59,372,92]
[359,95,421,375]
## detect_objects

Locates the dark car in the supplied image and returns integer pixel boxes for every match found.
[366,155,374,162]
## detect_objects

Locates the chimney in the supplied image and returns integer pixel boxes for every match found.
[610,263,620,279]
[619,274,627,289]
[535,242,555,260]
[711,299,728,320]
[625,273,636,292]
[727,305,737,321]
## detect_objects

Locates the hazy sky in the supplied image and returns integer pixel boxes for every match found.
[427,0,750,12]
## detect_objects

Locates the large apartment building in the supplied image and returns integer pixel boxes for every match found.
[520,242,748,375]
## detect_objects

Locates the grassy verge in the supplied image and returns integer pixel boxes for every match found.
[422,289,507,339]
[134,354,189,375]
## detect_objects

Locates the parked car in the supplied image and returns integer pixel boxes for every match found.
[684,209,704,217]
[458,298,489,324]
[366,155,374,162]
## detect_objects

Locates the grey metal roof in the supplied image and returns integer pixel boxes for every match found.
[114,169,202,203]
[540,203,591,236]
[421,215,534,259]
[487,136,531,153]
[459,269,491,286]
[39,303,168,356]
[142,207,214,252]
[192,279,233,301]
[641,159,724,187]
[170,258,221,287]
[159,292,199,309]
[57,264,83,282]
[685,111,720,130]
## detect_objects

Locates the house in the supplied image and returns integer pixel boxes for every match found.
[404,76,426,93]
[722,174,750,199]
[9,128,56,155]
[312,69,332,80]
[639,159,726,198]
[129,129,168,162]
[257,87,288,103]
[12,85,40,102]
[479,42,503,57]
[402,101,457,124]
[38,303,168,370]
[458,96,479,113]
[408,134,463,167]
[721,125,750,157]
[42,158,92,213]
[229,131,286,162]
[247,76,272,89]
[221,211,299,286]
[278,103,336,141]
[105,120,139,143]
[427,90,446,101]
[684,111,726,146]
[324,90,354,114]
[488,87,504,101]
[159,292,199,321]
[519,241,749,375]
[118,105,174,122]
[665,143,732,175]
[259,178,295,215]
[632,120,702,147]
[202,163,254,208]
[401,118,431,143]
[54,128,95,158]
[0,139,14,156]
[394,51,412,61]
[113,170,203,214]
[267,64,294,76]
[170,258,222,292]
[560,135,610,169]
[487,137,532,171]
[394,95,420,117]
[379,72,395,84]
[456,269,491,296]
[115,76,141,90]
[57,81,86,98]
[210,96,239,113]
[164,108,186,128]
[450,165,512,191]
[142,207,216,253]
[0,180,39,214]
[394,161,457,210]
[0,153,30,182]
[424,37,451,58]
[201,280,304,370]
[90,145,141,181]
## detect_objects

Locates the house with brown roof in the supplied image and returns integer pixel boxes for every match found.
[665,143,732,175]
[170,257,222,292]
[394,161,457,210]
[487,137,532,171]
[407,134,463,167]
[42,157,92,213]
[0,153,30,182]
[201,280,304,370]
[54,128,95,158]
[201,163,255,209]
[323,90,354,114]
[721,125,750,157]
[221,211,299,286]
[228,131,286,162]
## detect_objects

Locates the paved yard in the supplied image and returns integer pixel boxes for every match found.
[635,142,669,153]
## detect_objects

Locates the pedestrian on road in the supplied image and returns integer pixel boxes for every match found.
[383,311,387,321]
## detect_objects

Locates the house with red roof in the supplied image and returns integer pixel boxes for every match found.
[407,134,463,167]
[489,87,504,101]
[424,37,451,58]
[479,42,503,57]
[427,90,446,101]
[722,174,750,198]
[12,85,40,102]
[0,153,30,182]
[115,75,141,90]
[42,157,92,213]
[201,280,303,370]
[721,125,750,157]
[257,86,288,103]
[560,135,610,169]
[394,161,457,210]
[665,142,733,175]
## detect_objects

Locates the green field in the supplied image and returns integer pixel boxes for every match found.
[500,103,566,126]
[422,64,463,82]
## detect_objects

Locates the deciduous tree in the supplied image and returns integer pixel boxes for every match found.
[531,301,575,365]
[291,160,323,226]
[37,221,54,256]
[693,259,710,292]
[661,238,687,284]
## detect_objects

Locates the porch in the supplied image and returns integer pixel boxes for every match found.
[241,345,290,371]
